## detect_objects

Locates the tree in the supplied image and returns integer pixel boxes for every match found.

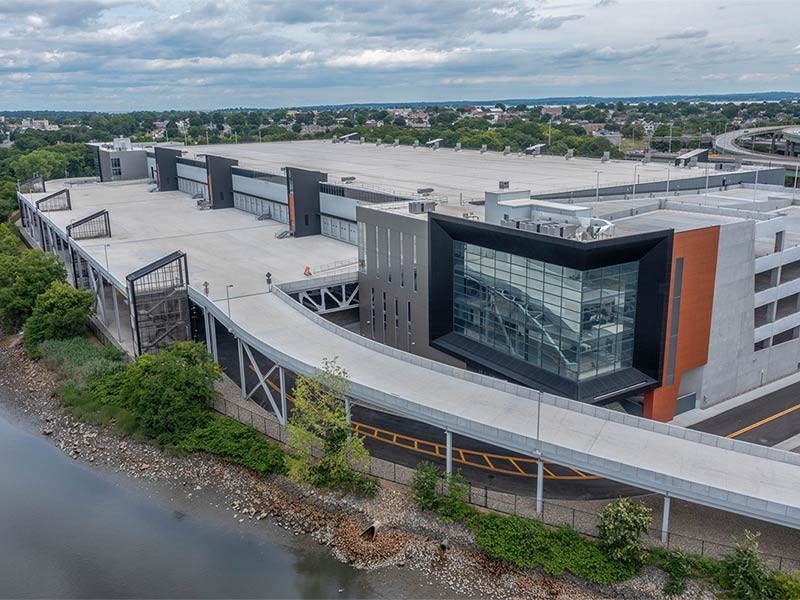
[597,498,652,569]
[0,181,19,221]
[23,282,93,357]
[13,149,69,181]
[0,249,65,332]
[0,222,20,256]
[285,358,375,495]
[718,531,777,600]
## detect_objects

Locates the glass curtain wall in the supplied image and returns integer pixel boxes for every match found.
[452,241,638,381]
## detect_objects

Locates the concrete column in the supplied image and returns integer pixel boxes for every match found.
[112,285,122,342]
[279,366,287,425]
[536,458,544,515]
[237,338,246,399]
[445,430,453,476]
[767,301,777,324]
[661,494,671,544]
[209,314,218,363]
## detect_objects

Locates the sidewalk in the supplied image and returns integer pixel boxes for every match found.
[670,369,800,429]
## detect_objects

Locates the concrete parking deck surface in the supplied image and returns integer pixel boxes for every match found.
[23,180,800,529]
[186,140,735,202]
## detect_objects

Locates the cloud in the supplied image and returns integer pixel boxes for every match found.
[0,0,797,110]
[658,27,708,40]
[532,14,584,30]
[326,48,475,69]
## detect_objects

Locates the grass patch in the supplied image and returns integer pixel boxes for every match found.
[469,512,636,585]
[180,415,287,476]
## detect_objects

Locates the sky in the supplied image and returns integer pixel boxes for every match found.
[0,0,798,111]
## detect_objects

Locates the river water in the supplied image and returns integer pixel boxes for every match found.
[0,404,448,599]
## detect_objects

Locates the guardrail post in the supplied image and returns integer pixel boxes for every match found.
[661,493,671,545]
[536,457,544,515]
[237,339,246,399]
[445,429,453,475]
[344,395,352,439]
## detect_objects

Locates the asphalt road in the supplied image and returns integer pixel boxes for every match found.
[211,321,642,499]
[691,380,800,446]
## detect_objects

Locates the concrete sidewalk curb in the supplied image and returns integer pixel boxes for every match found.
[671,370,800,428]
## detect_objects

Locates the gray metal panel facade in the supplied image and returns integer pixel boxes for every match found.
[357,205,464,366]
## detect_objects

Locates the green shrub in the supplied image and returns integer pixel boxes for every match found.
[24,282,94,357]
[115,342,219,445]
[597,498,653,569]
[411,461,441,511]
[438,472,474,522]
[0,249,65,332]
[180,416,287,476]
[469,512,633,585]
[775,571,800,599]
[717,531,778,600]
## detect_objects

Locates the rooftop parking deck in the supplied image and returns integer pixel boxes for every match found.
[31,181,357,296]
[184,140,736,202]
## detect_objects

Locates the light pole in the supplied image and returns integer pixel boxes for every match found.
[665,167,671,195]
[632,163,639,197]
[225,284,234,316]
[753,167,759,203]
[594,170,601,203]
[704,163,710,194]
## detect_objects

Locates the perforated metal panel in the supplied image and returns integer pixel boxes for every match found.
[126,251,190,355]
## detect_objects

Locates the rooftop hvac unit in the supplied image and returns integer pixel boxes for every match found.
[565,149,574,160]
[518,220,538,233]
[500,219,520,229]
[408,200,436,214]
[413,140,420,148]
[376,138,382,146]
[499,181,510,189]
[561,223,578,239]
[601,151,610,163]
[393,139,400,147]
[503,145,511,155]
[480,144,487,154]
[455,142,462,152]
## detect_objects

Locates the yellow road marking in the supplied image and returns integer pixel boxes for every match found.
[255,367,598,480]
[726,402,800,439]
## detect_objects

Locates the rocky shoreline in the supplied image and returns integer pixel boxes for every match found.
[0,333,706,600]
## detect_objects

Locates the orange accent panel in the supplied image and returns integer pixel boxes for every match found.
[644,227,720,421]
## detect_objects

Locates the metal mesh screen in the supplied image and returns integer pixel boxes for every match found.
[36,189,71,212]
[67,210,111,239]
[126,252,190,355]
[18,175,45,194]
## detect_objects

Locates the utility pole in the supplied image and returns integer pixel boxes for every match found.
[668,122,674,153]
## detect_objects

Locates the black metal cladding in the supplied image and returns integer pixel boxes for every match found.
[36,189,71,212]
[126,251,190,355]
[206,155,238,209]
[428,213,673,403]
[319,183,413,205]
[286,167,327,237]
[66,210,111,240]
[154,147,182,191]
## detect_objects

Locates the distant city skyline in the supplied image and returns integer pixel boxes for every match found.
[0,0,798,111]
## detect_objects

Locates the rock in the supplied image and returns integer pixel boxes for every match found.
[439,538,450,552]
[41,428,53,436]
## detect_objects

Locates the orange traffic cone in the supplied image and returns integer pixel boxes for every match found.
[304,265,312,277]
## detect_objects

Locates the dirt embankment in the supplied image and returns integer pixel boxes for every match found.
[0,333,694,600]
